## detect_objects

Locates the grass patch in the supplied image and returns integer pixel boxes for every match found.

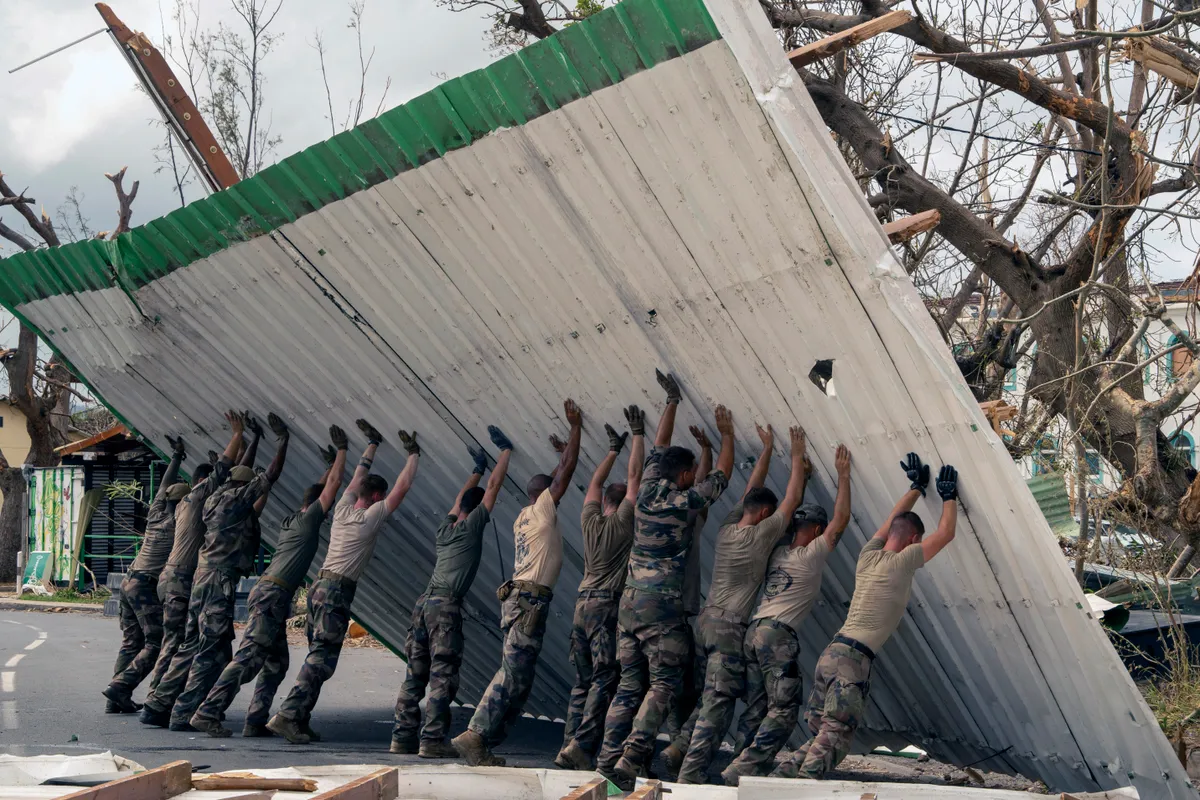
[21,587,110,605]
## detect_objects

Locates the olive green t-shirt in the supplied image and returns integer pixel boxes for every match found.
[838,538,925,653]
[264,504,327,590]
[579,499,635,593]
[426,505,490,599]
[704,502,790,623]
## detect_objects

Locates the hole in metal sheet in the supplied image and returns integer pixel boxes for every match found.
[809,359,835,396]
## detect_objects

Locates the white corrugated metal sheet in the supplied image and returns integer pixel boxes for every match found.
[2,0,1191,795]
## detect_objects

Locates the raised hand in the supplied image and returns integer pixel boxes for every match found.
[901,452,930,496]
[789,425,806,462]
[470,445,489,475]
[488,425,514,452]
[656,369,681,405]
[397,429,420,456]
[549,433,568,454]
[689,425,712,450]
[756,423,774,450]
[268,412,289,440]
[624,404,646,436]
[329,425,349,451]
[207,450,219,467]
[835,444,851,477]
[936,464,959,502]
[225,410,245,435]
[714,405,734,437]
[167,435,187,459]
[564,399,582,428]
[356,419,383,446]
[245,414,264,438]
[321,445,337,466]
[605,423,629,454]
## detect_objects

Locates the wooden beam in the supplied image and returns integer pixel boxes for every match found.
[882,209,941,243]
[310,767,399,800]
[626,780,663,800]
[57,761,192,800]
[191,773,317,791]
[560,778,607,800]
[786,10,913,68]
[54,423,127,455]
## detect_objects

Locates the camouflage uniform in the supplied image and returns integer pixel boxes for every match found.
[561,589,620,756]
[468,583,552,746]
[771,641,871,779]
[664,508,707,747]
[675,608,748,783]
[596,447,727,774]
[392,593,464,745]
[729,618,801,776]
[275,573,358,722]
[149,568,193,696]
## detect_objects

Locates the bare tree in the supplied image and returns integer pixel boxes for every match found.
[439,0,606,51]
[311,1,392,136]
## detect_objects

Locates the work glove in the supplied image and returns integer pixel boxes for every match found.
[167,435,187,459]
[320,445,337,467]
[656,369,681,405]
[605,423,628,454]
[357,419,383,446]
[624,404,645,436]
[329,425,349,451]
[268,412,289,440]
[207,450,219,468]
[245,414,263,438]
[470,445,489,475]
[901,452,930,496]
[398,429,420,456]
[937,465,959,502]
[488,425,514,452]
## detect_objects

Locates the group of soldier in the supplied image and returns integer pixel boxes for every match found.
[104,369,960,787]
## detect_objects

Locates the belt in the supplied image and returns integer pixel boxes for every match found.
[833,634,876,661]
[512,580,553,600]
[577,588,617,600]
[258,574,291,590]
[700,605,749,622]
[755,617,798,640]
[125,570,158,581]
[317,569,357,587]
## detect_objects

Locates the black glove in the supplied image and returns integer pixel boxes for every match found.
[937,465,959,502]
[166,435,187,459]
[207,450,219,467]
[268,412,289,440]
[901,452,930,496]
[488,425,514,452]
[470,445,489,475]
[397,429,420,456]
[356,419,383,446]
[321,445,337,467]
[245,415,264,438]
[329,424,348,451]
[624,404,645,436]
[656,369,682,405]
[605,423,629,454]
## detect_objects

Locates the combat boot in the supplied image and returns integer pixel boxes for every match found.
[600,755,638,792]
[390,738,419,754]
[659,743,685,781]
[243,722,275,738]
[101,686,141,713]
[720,764,743,786]
[190,712,232,738]
[451,730,506,766]
[419,740,460,759]
[554,740,594,771]
[139,705,170,728]
[302,722,322,742]
[266,713,311,744]
[169,719,197,732]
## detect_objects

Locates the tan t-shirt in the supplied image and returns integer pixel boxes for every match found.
[512,489,563,589]
[320,487,393,581]
[753,536,833,632]
[705,502,790,622]
[580,499,635,592]
[838,538,925,653]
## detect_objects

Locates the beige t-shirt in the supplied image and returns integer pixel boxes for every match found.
[705,502,790,622]
[580,499,635,592]
[512,489,563,589]
[753,536,833,632]
[838,538,925,653]
[320,487,393,581]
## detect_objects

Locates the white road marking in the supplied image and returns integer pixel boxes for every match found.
[37,631,46,640]
[4,655,23,668]
[24,639,43,651]
[0,700,15,730]
[1,672,13,693]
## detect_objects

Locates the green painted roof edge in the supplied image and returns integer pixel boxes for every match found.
[0,0,720,310]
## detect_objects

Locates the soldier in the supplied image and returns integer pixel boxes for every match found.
[169,413,290,729]
[141,412,246,728]
[722,444,852,784]
[556,406,645,770]
[674,425,810,784]
[772,454,959,780]
[596,372,734,791]
[190,425,349,738]
[452,399,583,767]
[391,426,514,757]
[268,420,421,743]
[102,435,189,713]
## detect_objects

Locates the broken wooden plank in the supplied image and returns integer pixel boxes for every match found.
[310,767,398,800]
[1126,37,1200,90]
[626,780,662,800]
[882,209,941,243]
[560,778,607,800]
[57,761,192,800]
[191,773,317,791]
[787,10,913,68]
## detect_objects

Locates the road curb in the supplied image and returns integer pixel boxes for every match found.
[0,599,106,615]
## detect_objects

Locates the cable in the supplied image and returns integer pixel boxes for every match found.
[492,517,507,583]
[873,109,1104,156]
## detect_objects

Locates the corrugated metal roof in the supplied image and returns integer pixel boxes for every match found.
[0,0,1191,795]
[1027,471,1075,536]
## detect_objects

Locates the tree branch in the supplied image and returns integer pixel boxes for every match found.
[104,167,139,239]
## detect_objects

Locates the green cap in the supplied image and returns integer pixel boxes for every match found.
[231,465,256,482]
[166,483,191,500]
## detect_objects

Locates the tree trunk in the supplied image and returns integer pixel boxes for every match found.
[0,469,27,584]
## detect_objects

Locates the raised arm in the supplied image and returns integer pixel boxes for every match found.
[713,405,735,480]
[484,425,514,513]
[585,422,628,504]
[263,413,290,485]
[548,399,583,505]
[743,424,774,498]
[450,446,488,518]
[874,452,929,540]
[350,419,384,495]
[318,425,349,513]
[239,414,263,467]
[221,411,244,465]
[690,426,713,479]
[625,405,646,502]
[385,429,421,514]
[922,466,959,562]
[156,437,187,501]
[778,426,807,520]
[824,444,852,548]
[655,369,681,447]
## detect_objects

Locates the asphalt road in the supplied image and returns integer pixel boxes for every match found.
[0,609,565,773]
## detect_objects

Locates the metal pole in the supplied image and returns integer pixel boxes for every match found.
[8,28,108,74]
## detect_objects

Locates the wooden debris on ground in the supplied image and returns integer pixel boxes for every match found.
[56,760,192,800]
[560,778,608,800]
[309,767,398,800]
[190,772,318,791]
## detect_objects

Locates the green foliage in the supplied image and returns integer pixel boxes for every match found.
[576,0,605,18]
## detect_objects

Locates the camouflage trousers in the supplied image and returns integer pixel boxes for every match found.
[729,619,801,776]
[676,608,748,783]
[171,569,238,725]
[561,589,619,757]
[277,573,358,722]
[392,593,464,745]
[773,641,872,779]
[149,568,192,696]
[108,572,163,696]
[467,585,551,746]
[596,588,690,771]
[195,578,294,726]
[663,615,701,746]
